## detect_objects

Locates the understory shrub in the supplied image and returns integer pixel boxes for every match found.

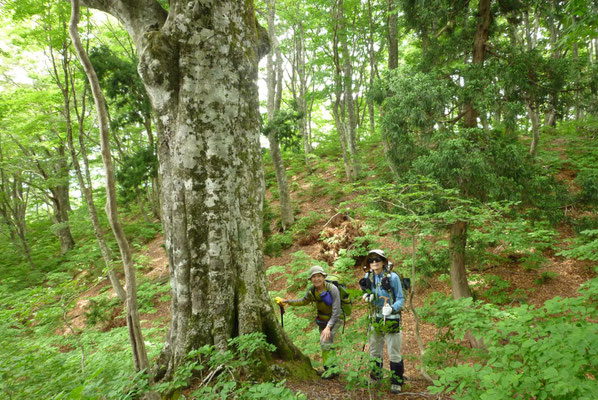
[423,275,598,400]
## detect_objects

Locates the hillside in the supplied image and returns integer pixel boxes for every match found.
[50,132,597,399]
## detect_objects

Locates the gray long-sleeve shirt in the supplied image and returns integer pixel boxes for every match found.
[287,282,342,328]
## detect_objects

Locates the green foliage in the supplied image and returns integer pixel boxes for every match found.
[557,229,598,261]
[534,271,559,285]
[154,333,305,399]
[575,168,598,206]
[470,274,511,305]
[424,276,598,400]
[136,279,170,314]
[264,212,323,257]
[262,106,304,152]
[84,295,121,326]
[467,219,557,270]
[115,146,158,204]
[267,251,320,292]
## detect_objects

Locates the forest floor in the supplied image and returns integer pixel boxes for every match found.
[61,142,596,400]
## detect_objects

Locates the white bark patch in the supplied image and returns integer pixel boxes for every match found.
[204,177,219,207]
[148,85,172,112]
[178,124,202,170]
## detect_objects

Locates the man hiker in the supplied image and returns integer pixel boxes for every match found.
[278,265,342,379]
[360,249,405,394]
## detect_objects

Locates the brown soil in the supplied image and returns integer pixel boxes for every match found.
[58,138,597,400]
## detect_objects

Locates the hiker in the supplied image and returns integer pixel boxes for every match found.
[360,249,405,394]
[278,265,342,379]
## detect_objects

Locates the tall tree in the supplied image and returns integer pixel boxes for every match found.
[265,0,294,230]
[78,0,309,380]
[69,0,147,371]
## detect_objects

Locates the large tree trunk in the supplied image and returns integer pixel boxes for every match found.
[449,221,472,299]
[266,0,294,230]
[80,0,309,381]
[70,0,148,372]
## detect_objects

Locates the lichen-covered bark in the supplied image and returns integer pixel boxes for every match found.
[81,0,309,380]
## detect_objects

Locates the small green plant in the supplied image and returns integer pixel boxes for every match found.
[84,295,121,326]
[264,213,323,257]
[154,333,306,400]
[575,168,598,206]
[472,274,511,305]
[136,279,170,314]
[557,229,598,261]
[534,271,559,285]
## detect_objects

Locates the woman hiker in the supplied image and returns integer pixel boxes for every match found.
[277,265,342,379]
[360,249,405,394]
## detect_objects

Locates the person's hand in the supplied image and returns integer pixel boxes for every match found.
[321,326,331,342]
[362,293,373,303]
[274,297,286,307]
[382,304,393,316]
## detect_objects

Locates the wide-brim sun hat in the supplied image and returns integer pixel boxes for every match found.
[368,249,387,260]
[308,265,327,278]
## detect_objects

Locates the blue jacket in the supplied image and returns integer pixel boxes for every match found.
[365,270,405,319]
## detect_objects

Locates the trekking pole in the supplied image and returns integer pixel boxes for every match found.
[274,297,285,328]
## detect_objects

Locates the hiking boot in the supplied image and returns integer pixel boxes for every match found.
[390,384,402,394]
[321,371,338,380]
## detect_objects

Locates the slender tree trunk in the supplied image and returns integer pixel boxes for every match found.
[333,1,356,181]
[464,0,493,127]
[449,221,472,299]
[52,146,75,254]
[382,0,402,181]
[70,0,148,372]
[526,100,540,157]
[367,0,377,135]
[67,110,127,302]
[266,0,294,230]
[338,0,360,179]
[387,0,399,70]
[295,20,312,165]
[0,162,35,268]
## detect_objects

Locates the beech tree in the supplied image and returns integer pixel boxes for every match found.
[78,0,308,379]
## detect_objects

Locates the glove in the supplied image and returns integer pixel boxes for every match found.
[382,304,393,316]
[274,297,285,306]
[362,293,373,303]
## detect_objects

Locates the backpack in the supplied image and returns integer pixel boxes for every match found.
[310,274,353,317]
[364,270,410,307]
[326,274,353,317]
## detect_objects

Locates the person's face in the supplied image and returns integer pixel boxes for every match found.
[310,273,325,288]
[368,256,385,275]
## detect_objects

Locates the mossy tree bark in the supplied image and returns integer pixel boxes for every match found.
[79,0,310,380]
[449,221,472,299]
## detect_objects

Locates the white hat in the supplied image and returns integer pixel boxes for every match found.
[368,249,387,260]
[308,265,327,278]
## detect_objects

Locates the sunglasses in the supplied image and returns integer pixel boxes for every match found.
[368,257,384,264]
